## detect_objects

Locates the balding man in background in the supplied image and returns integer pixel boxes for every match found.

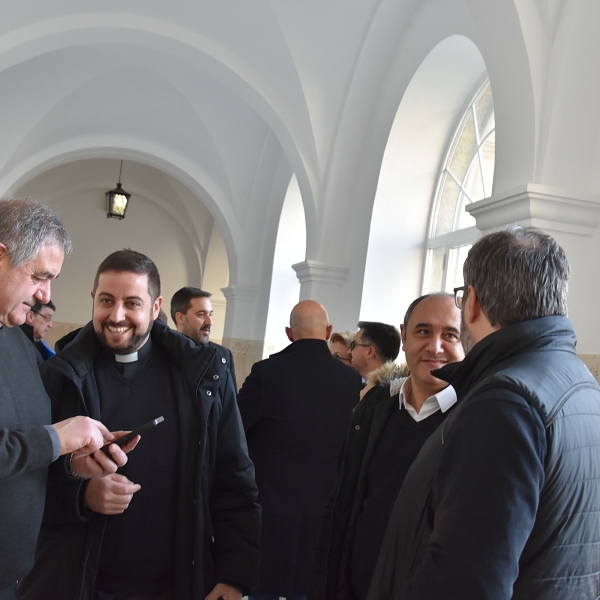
[238,300,362,600]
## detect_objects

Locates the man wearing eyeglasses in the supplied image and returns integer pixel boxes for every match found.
[20,300,56,363]
[369,227,600,600]
[348,322,400,381]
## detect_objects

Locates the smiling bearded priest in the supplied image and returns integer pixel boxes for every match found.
[19,249,260,600]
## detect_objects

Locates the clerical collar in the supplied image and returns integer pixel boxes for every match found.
[113,336,152,363]
[115,351,138,363]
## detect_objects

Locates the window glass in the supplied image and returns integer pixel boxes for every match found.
[424,80,495,293]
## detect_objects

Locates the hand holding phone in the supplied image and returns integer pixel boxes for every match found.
[100,416,165,455]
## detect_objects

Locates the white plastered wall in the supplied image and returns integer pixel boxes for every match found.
[0,1,598,381]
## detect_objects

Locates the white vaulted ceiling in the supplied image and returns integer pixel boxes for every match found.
[2,0,600,358]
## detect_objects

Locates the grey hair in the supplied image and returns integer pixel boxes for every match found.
[463,226,571,328]
[0,199,72,267]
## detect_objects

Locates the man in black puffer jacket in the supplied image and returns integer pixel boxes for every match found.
[368,227,600,600]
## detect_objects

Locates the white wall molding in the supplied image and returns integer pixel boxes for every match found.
[221,284,257,301]
[292,260,349,285]
[466,184,600,235]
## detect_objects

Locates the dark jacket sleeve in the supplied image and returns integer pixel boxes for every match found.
[236,362,265,432]
[39,363,93,526]
[210,367,261,593]
[396,390,546,600]
[226,348,237,392]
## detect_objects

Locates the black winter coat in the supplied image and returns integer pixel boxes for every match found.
[309,383,399,600]
[238,338,362,596]
[368,316,600,600]
[19,319,261,600]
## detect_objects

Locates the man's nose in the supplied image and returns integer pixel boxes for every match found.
[427,335,444,354]
[34,280,51,305]
[110,304,127,322]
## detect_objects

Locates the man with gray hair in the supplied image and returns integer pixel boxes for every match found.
[0,199,130,600]
[369,227,600,600]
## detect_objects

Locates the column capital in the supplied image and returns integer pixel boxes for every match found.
[466,184,600,235]
[292,260,349,285]
[221,285,258,301]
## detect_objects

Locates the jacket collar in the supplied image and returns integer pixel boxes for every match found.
[272,338,331,357]
[433,315,577,399]
[19,322,36,342]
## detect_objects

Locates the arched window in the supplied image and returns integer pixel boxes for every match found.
[423,80,495,293]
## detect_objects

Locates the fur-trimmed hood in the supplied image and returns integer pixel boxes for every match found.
[366,361,409,387]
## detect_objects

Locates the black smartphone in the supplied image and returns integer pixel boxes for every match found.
[100,416,165,455]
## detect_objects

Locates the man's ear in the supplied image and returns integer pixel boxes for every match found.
[25,310,35,324]
[285,327,294,342]
[152,296,162,320]
[464,285,480,324]
[325,324,333,341]
[400,324,406,350]
[174,311,184,327]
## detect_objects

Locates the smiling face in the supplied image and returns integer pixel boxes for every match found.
[401,295,464,395]
[175,296,213,345]
[92,270,161,354]
[0,242,64,328]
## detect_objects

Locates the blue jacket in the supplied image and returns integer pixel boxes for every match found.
[368,316,600,600]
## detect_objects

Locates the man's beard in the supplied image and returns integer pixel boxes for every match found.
[97,317,153,354]
[460,308,475,355]
[197,327,210,344]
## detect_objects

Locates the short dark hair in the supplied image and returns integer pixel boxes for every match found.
[170,287,212,322]
[0,198,72,267]
[93,249,161,301]
[403,293,453,328]
[357,321,400,362]
[32,300,56,313]
[463,226,571,328]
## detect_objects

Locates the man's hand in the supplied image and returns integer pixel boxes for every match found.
[205,583,242,600]
[84,473,141,515]
[51,416,114,455]
[70,432,141,479]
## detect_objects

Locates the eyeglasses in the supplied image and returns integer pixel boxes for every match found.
[349,340,370,351]
[453,285,467,309]
[333,355,352,363]
[33,311,53,323]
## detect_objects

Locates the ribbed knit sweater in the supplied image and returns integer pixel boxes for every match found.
[0,325,55,588]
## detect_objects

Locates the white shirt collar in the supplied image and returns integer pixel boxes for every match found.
[115,351,138,363]
[399,377,457,422]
